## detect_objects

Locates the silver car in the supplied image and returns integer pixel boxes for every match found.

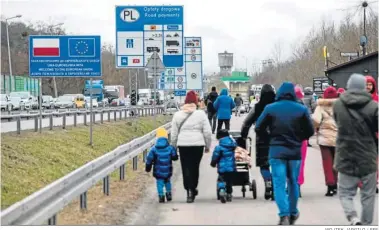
[8,97,25,110]
[42,95,54,109]
[54,95,75,109]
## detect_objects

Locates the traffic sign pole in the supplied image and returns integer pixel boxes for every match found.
[89,78,93,146]
[39,78,42,133]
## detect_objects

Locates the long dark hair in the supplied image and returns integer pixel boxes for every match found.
[252,84,276,122]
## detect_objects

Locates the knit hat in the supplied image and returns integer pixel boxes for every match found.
[347,74,366,90]
[337,88,345,95]
[185,90,198,104]
[156,127,168,139]
[216,129,229,140]
[295,86,304,99]
[323,86,338,99]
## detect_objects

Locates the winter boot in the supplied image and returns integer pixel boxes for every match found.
[349,217,362,225]
[186,190,194,203]
[325,186,334,197]
[332,185,338,194]
[289,213,300,225]
[194,189,199,197]
[226,193,232,202]
[376,187,378,194]
[159,195,165,203]
[278,216,290,225]
[219,189,227,203]
[166,192,172,202]
[264,180,272,200]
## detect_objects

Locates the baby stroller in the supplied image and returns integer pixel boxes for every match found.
[216,130,257,199]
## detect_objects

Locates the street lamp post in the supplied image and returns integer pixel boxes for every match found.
[5,14,22,94]
[49,23,64,98]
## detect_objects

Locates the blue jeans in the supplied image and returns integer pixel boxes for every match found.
[260,167,272,181]
[269,158,301,217]
[156,178,172,196]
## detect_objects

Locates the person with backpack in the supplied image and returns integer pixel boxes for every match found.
[333,74,378,225]
[205,86,219,134]
[170,90,212,203]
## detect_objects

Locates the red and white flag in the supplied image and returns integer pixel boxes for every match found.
[33,38,60,57]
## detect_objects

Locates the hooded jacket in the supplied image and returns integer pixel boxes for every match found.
[210,136,237,173]
[255,82,314,160]
[145,137,178,179]
[312,98,338,147]
[170,103,212,148]
[333,89,378,177]
[302,87,316,113]
[241,84,276,167]
[206,91,219,113]
[366,76,378,102]
[213,88,236,120]
[234,95,243,106]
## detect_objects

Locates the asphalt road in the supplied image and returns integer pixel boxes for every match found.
[1,110,131,133]
[131,115,378,225]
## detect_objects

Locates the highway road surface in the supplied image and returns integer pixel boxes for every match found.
[131,115,378,225]
[1,111,130,133]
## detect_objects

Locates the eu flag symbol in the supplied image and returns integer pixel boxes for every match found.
[68,38,95,57]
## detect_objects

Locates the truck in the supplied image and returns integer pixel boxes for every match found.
[84,80,104,105]
[104,85,125,106]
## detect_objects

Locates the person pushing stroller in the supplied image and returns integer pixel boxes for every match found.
[211,129,237,203]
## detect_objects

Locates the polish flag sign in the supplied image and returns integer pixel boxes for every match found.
[33,38,60,57]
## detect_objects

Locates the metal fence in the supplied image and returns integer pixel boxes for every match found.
[0,122,172,225]
[1,106,165,134]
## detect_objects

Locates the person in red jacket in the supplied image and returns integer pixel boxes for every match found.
[366,76,378,102]
[365,76,378,194]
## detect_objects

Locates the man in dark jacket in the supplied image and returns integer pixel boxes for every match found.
[255,82,314,225]
[214,88,236,131]
[303,87,316,114]
[333,74,378,225]
[234,93,243,116]
[205,86,219,134]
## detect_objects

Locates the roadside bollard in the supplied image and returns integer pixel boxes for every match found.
[62,113,66,129]
[84,113,87,126]
[34,116,38,132]
[74,113,77,127]
[49,115,53,130]
[17,116,21,135]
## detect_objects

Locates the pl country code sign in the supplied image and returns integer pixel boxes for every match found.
[29,35,102,77]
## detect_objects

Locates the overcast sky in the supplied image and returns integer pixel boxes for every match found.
[1,0,375,74]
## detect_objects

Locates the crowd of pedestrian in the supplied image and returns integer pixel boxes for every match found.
[144,74,377,226]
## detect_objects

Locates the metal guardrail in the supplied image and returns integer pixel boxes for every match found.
[1,106,165,134]
[1,122,172,225]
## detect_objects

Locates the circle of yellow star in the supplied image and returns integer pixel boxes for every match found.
[75,41,89,55]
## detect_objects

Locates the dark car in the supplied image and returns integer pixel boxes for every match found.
[147,47,160,53]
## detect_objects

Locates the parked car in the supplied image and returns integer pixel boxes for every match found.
[42,95,54,109]
[55,95,75,109]
[1,94,10,111]
[8,96,25,110]
[9,92,37,110]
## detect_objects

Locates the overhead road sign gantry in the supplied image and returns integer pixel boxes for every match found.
[115,6,184,68]
[29,35,101,77]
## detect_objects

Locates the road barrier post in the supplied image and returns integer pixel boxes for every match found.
[47,215,57,225]
[49,115,53,130]
[62,113,66,129]
[119,110,122,120]
[124,109,127,119]
[119,164,125,180]
[100,111,104,124]
[74,113,77,127]
[143,150,147,163]
[80,191,87,210]
[103,175,110,196]
[132,156,138,171]
[84,113,87,126]
[17,116,21,134]
[108,111,111,122]
[34,116,38,132]
[114,110,117,121]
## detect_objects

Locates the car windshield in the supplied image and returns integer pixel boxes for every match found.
[57,96,73,102]
[10,92,29,99]
[10,97,21,103]
[42,96,51,102]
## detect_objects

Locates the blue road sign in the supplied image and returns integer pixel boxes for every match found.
[29,35,101,77]
[174,90,186,96]
[85,80,104,86]
[115,6,184,68]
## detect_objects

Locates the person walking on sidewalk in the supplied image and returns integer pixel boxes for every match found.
[213,88,235,131]
[170,90,212,203]
[303,87,316,147]
[205,86,219,134]
[312,86,339,197]
[294,86,308,197]
[240,84,276,200]
[333,74,378,225]
[234,93,243,117]
[145,127,178,203]
[255,82,314,225]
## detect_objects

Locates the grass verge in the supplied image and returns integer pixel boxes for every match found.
[1,115,172,210]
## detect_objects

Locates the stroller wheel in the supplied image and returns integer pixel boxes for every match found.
[252,179,257,199]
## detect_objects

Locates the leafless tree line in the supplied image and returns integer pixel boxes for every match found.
[252,11,378,88]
